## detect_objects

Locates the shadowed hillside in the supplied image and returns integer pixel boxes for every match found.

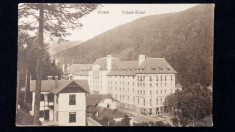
[55,4,214,88]
[48,40,82,55]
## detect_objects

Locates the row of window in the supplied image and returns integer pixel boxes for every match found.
[137,98,163,106]
[111,86,173,95]
[108,81,173,88]
[138,75,173,81]
[109,76,135,80]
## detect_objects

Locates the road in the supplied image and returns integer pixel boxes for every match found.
[118,108,173,125]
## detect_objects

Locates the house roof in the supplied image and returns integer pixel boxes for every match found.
[97,107,129,119]
[30,80,56,92]
[176,82,182,88]
[30,80,90,94]
[86,93,115,106]
[68,64,92,75]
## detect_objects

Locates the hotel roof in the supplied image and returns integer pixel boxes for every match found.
[68,64,93,75]
[107,57,177,76]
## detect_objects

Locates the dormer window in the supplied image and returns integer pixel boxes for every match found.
[69,94,76,105]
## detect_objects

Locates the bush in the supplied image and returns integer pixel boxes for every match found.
[171,117,179,126]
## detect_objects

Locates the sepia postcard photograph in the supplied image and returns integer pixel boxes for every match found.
[16,3,214,127]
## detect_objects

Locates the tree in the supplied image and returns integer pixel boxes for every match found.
[165,84,212,126]
[18,3,99,125]
[120,115,131,126]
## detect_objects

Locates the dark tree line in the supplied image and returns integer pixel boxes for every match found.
[165,84,212,126]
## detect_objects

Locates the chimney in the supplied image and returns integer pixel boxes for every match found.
[106,55,112,71]
[47,76,52,80]
[139,54,146,66]
[55,76,58,88]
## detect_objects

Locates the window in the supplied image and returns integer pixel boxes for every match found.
[128,88,129,93]
[156,90,158,94]
[150,90,152,95]
[161,75,162,81]
[69,94,76,105]
[150,83,152,87]
[133,88,134,93]
[143,99,145,106]
[128,96,129,102]
[133,82,135,86]
[138,98,139,105]
[160,98,162,105]
[165,76,167,81]
[156,83,158,87]
[150,99,152,106]
[171,75,173,81]
[115,94,117,99]
[150,76,152,81]
[48,94,54,102]
[143,90,145,95]
[156,98,158,105]
[143,83,145,87]
[120,95,121,100]
[56,95,59,104]
[40,94,44,101]
[165,89,167,93]
[133,97,135,103]
[156,76,158,81]
[39,110,44,118]
[69,112,76,123]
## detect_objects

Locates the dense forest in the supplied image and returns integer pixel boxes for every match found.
[54,5,214,88]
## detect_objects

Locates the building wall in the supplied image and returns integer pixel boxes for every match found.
[107,73,176,115]
[30,92,54,121]
[57,110,86,126]
[56,92,86,126]
[97,98,117,109]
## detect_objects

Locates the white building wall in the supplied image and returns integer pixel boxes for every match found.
[57,92,86,126]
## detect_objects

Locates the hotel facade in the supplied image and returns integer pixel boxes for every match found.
[67,54,179,115]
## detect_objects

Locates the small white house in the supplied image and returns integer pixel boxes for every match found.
[30,76,90,126]
[86,93,118,110]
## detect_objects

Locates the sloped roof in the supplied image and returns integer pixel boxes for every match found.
[86,93,114,106]
[97,106,128,119]
[176,82,182,88]
[51,80,90,94]
[107,61,138,76]
[107,57,177,76]
[30,80,56,92]
[137,57,177,74]
[68,64,92,75]
[93,56,121,70]
[30,80,90,94]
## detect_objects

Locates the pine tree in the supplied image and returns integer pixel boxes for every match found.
[18,3,99,125]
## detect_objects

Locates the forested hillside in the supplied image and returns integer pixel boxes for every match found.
[55,4,214,88]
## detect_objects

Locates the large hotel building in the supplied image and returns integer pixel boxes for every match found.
[67,54,180,115]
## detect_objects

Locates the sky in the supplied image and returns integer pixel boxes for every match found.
[66,4,198,42]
